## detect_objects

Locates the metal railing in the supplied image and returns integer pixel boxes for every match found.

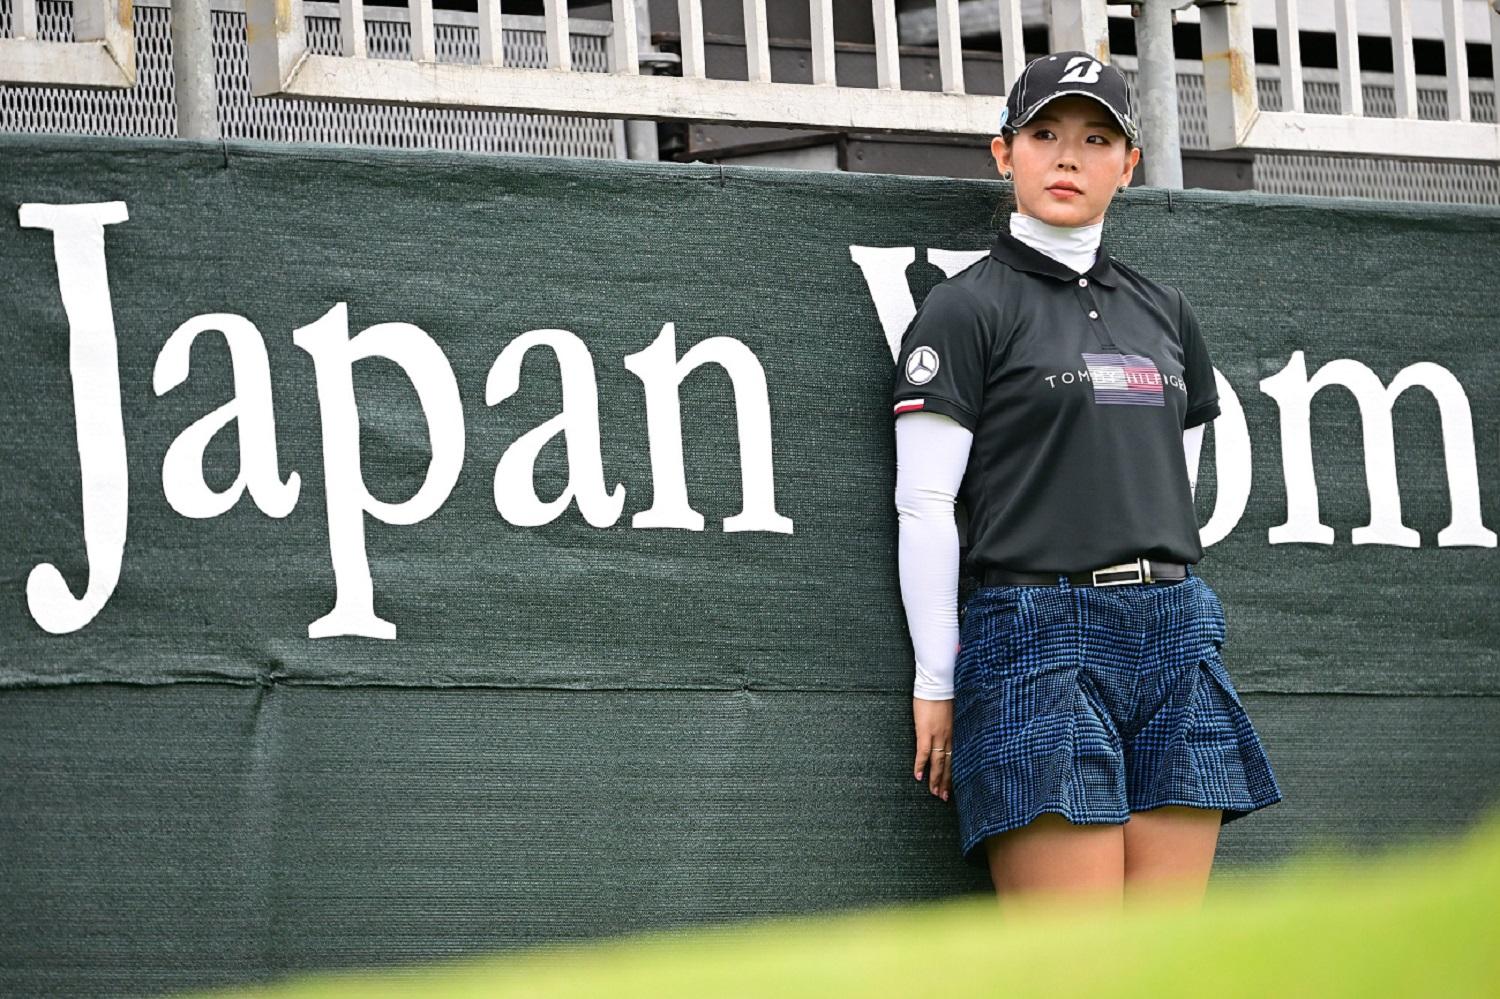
[0,1,624,159]
[237,0,1061,136]
[6,0,1498,169]
[0,0,134,86]
[1197,0,1500,161]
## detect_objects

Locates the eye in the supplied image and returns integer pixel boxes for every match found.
[1030,127,1113,143]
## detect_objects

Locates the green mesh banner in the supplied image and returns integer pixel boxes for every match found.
[2,135,1498,997]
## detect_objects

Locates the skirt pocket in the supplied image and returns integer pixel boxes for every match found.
[954,585,1029,690]
[1189,575,1228,651]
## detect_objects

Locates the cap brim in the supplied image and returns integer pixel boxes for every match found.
[1010,91,1138,143]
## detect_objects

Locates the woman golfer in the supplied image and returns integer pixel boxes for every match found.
[891,51,1283,904]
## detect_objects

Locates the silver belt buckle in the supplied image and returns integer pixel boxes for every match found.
[1091,557,1151,586]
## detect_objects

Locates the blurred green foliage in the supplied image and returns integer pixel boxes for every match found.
[184,804,1500,999]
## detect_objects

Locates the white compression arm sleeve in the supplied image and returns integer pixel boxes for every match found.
[894,411,974,701]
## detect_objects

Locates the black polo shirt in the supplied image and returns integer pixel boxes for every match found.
[891,228,1221,574]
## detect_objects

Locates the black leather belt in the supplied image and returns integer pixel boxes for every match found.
[982,557,1188,588]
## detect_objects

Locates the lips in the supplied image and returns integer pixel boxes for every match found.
[1047,181,1083,196]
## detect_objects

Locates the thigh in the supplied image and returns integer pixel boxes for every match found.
[1122,804,1222,905]
[984,812,1125,908]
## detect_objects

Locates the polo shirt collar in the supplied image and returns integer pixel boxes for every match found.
[989,227,1121,287]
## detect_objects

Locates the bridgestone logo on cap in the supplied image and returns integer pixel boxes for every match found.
[1057,56,1103,84]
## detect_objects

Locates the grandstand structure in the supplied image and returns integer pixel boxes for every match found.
[2,1,1497,201]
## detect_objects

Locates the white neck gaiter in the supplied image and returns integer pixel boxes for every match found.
[1009,211,1102,275]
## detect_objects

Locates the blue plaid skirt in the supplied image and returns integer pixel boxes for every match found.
[951,567,1284,866]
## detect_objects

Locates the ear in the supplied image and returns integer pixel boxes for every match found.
[991,135,1012,178]
[1119,144,1142,188]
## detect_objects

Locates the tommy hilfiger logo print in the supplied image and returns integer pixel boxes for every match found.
[1080,351,1167,407]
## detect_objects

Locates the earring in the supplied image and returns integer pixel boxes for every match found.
[1001,170,1013,182]
[1119,184,1129,192]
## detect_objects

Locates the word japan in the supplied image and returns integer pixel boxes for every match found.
[19,202,792,640]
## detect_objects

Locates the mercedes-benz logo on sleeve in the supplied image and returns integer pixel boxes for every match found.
[904,346,940,385]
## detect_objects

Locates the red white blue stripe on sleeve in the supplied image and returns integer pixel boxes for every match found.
[893,399,926,415]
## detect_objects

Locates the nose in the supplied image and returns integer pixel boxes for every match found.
[1055,136,1083,170]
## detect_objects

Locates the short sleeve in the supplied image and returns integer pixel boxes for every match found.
[891,282,991,432]
[1178,289,1221,430]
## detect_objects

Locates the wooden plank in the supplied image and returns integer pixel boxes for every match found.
[74,0,136,82]
[677,0,705,79]
[935,0,965,94]
[244,0,309,97]
[1198,0,1259,149]
[1276,0,1304,112]
[338,0,366,60]
[810,0,836,86]
[743,0,770,83]
[478,0,505,68]
[1242,108,1500,160]
[1388,0,1417,118]
[1333,0,1363,115]
[14,0,38,39]
[872,0,900,90]
[996,0,1025,93]
[609,0,637,76]
[1493,1,1500,131]
[1441,0,1470,121]
[1049,0,1110,61]
[409,0,436,63]
[271,51,1011,134]
[542,0,569,71]
[0,37,134,86]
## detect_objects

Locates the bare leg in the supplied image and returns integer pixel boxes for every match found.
[1122,805,1222,907]
[983,812,1125,913]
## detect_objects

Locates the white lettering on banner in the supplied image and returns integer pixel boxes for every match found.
[153,313,301,519]
[1200,371,1252,549]
[1260,351,1496,548]
[18,201,795,639]
[486,328,625,529]
[623,321,793,534]
[848,244,922,363]
[15,214,1495,638]
[849,242,1499,553]
[18,201,130,635]
[293,302,466,639]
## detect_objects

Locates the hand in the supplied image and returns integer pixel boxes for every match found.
[912,696,954,801]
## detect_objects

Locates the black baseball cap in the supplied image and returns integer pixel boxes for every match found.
[998,51,1139,145]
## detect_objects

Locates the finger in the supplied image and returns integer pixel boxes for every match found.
[935,743,953,801]
[929,745,948,797]
[913,742,928,782]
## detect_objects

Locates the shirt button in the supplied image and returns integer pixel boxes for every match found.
[1088,309,1099,319]
[1078,278,1089,287]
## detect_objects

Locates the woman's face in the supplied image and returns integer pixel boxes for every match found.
[990,94,1141,227]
